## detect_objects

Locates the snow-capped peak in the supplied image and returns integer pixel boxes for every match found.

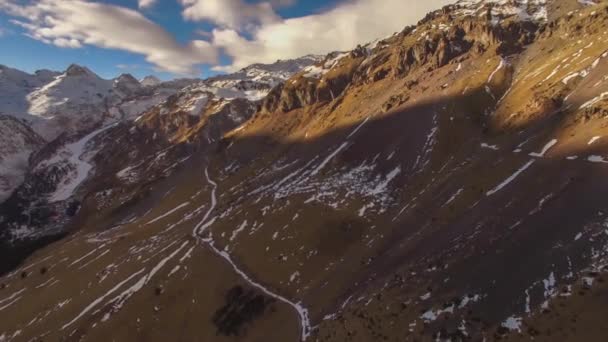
[24,66,113,140]
[203,55,324,100]
[140,75,162,87]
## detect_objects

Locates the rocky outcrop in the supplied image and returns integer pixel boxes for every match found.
[260,8,541,115]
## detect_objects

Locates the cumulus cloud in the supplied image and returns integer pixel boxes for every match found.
[0,0,218,75]
[186,0,454,72]
[138,0,156,9]
[179,0,281,31]
[0,0,453,76]
[53,37,82,48]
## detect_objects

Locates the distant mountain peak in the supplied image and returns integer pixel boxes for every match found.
[65,64,96,77]
[140,75,162,87]
[114,73,140,87]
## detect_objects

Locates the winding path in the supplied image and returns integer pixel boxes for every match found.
[192,167,311,341]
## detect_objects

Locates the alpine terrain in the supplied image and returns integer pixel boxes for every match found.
[1,0,608,341]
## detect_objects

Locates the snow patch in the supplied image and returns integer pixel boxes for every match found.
[501,316,522,332]
[588,136,601,145]
[486,160,535,196]
[529,139,557,158]
[41,124,117,202]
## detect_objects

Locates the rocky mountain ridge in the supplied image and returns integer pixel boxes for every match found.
[0,55,322,208]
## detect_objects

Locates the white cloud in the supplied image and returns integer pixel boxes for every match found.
[191,0,455,71]
[138,0,156,9]
[53,37,81,48]
[0,0,218,75]
[117,63,142,70]
[179,0,280,30]
[0,0,454,76]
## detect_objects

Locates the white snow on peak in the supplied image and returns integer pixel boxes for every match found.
[208,55,324,99]
[27,66,111,114]
[303,52,349,79]
[455,0,548,22]
[0,65,176,140]
[0,65,59,119]
[0,55,320,142]
[0,64,115,140]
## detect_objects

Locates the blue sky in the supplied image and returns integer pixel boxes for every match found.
[0,0,448,80]
[1,0,215,80]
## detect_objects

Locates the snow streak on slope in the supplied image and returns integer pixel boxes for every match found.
[486,160,535,196]
[38,124,117,203]
[146,202,190,225]
[106,241,190,316]
[60,269,145,330]
[311,142,350,176]
[529,139,558,158]
[240,119,404,216]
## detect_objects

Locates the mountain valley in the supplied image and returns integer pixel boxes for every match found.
[1,0,608,341]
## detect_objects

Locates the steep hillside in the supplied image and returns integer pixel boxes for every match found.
[0,55,322,275]
[0,116,45,202]
[1,0,608,341]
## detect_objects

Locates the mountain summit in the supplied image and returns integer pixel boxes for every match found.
[140,75,162,87]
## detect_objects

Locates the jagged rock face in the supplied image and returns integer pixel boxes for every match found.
[136,89,257,144]
[3,1,608,342]
[261,4,543,115]
[128,55,321,143]
[206,55,324,102]
[113,74,142,97]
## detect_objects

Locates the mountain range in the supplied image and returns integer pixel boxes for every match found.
[1,0,608,341]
